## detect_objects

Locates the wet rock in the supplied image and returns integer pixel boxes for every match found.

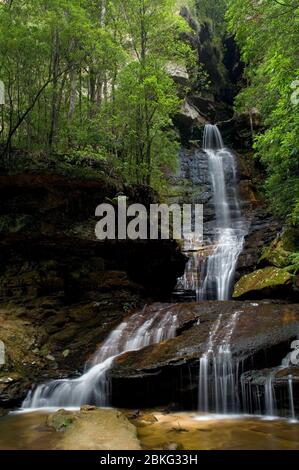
[233,267,295,300]
[47,409,78,432]
[236,209,283,278]
[133,413,159,427]
[242,366,299,387]
[51,408,141,450]
[241,366,299,416]
[108,301,299,408]
[0,167,188,406]
[0,297,136,406]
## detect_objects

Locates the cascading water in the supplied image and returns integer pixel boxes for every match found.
[180,124,247,301]
[288,376,296,422]
[19,124,297,422]
[241,351,298,420]
[198,312,241,414]
[199,125,246,300]
[177,125,248,414]
[23,306,178,409]
[264,374,276,417]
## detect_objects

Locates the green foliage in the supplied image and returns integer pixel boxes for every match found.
[226,0,299,224]
[0,0,193,192]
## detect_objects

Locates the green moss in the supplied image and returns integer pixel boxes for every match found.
[284,252,299,274]
[233,267,294,299]
[281,228,299,252]
[47,411,77,432]
[259,229,299,269]
[259,239,291,268]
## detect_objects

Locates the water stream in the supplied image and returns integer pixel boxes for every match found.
[241,351,298,420]
[181,124,247,301]
[198,312,241,414]
[23,306,178,408]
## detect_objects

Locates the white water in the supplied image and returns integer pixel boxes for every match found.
[181,124,246,300]
[264,374,276,416]
[198,312,241,413]
[194,128,248,412]
[199,125,246,300]
[241,351,298,420]
[288,376,296,421]
[23,306,178,408]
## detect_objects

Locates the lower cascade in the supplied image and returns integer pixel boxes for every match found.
[23,306,178,408]
[241,350,298,421]
[198,312,241,414]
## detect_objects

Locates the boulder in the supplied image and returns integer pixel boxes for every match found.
[173,100,207,144]
[259,228,299,270]
[51,407,141,450]
[233,267,295,300]
[166,63,189,86]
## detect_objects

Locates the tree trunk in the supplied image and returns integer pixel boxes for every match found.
[48,30,60,152]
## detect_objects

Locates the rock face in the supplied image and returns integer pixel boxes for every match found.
[236,207,282,278]
[166,62,189,87]
[0,169,186,406]
[0,172,186,297]
[218,111,262,151]
[235,227,299,299]
[108,301,299,408]
[233,267,295,300]
[173,100,208,144]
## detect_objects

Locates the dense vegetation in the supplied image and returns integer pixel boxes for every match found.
[227,0,299,225]
[0,0,193,188]
[0,0,298,224]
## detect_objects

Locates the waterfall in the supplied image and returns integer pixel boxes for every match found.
[22,306,178,409]
[198,312,241,414]
[180,124,246,301]
[264,374,276,416]
[199,125,246,300]
[241,352,298,420]
[288,376,296,422]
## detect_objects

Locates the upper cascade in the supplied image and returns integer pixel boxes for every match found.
[180,124,248,300]
[203,124,224,150]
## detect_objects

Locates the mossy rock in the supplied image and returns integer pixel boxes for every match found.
[233,267,294,300]
[259,239,292,269]
[0,214,35,234]
[47,410,78,432]
[281,228,299,252]
[259,228,299,274]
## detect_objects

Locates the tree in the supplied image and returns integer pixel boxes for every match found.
[227,0,299,225]
[99,0,193,187]
[0,0,193,192]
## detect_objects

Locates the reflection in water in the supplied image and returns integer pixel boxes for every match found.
[1,411,299,450]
